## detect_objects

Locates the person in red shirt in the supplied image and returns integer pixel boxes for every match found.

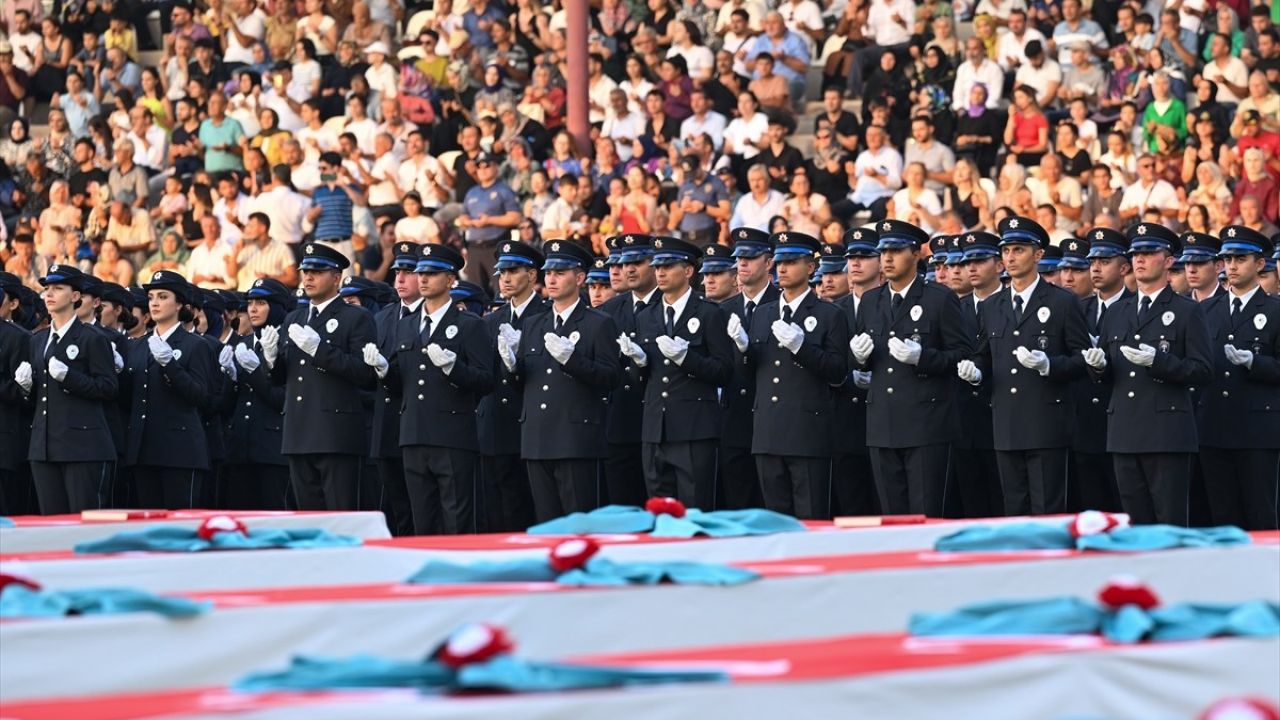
[1234,110,1280,177]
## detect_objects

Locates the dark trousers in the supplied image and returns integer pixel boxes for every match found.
[1113,452,1190,526]
[1071,451,1121,512]
[996,447,1069,516]
[603,442,647,507]
[375,457,415,536]
[642,440,717,510]
[831,452,880,517]
[461,240,499,297]
[30,461,112,514]
[755,454,831,519]
[870,444,950,517]
[1200,447,1280,531]
[0,468,38,516]
[718,444,763,509]
[402,445,476,535]
[479,453,535,533]
[944,447,1002,519]
[133,465,204,510]
[287,454,360,511]
[223,463,292,510]
[526,459,599,522]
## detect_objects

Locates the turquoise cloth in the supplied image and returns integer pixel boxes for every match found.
[73,527,361,554]
[406,557,759,587]
[934,522,1252,552]
[0,517,13,528]
[527,505,804,537]
[909,598,1104,637]
[0,584,209,619]
[234,653,726,693]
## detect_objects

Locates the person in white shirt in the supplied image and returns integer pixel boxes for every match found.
[1026,154,1083,234]
[680,89,728,150]
[363,42,398,112]
[849,0,915,96]
[188,217,236,289]
[540,176,585,237]
[778,0,825,52]
[7,12,41,74]
[729,164,786,232]
[995,9,1045,71]
[394,192,440,244]
[1202,32,1250,105]
[396,130,449,212]
[341,95,379,158]
[213,175,252,249]
[127,106,168,173]
[602,88,647,162]
[359,133,402,218]
[667,20,714,83]
[587,54,617,125]
[975,0,1027,26]
[294,99,338,167]
[250,166,310,249]
[723,91,770,161]
[953,37,1006,111]
[716,0,766,32]
[1013,41,1062,109]
[1119,154,1179,223]
[222,0,266,68]
[261,63,308,132]
[845,124,903,213]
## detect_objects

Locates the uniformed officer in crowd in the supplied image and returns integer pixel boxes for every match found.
[958,217,1090,516]
[336,275,394,511]
[267,243,378,511]
[616,237,734,509]
[1168,257,1190,295]
[928,236,955,293]
[127,286,151,339]
[586,258,616,307]
[450,281,491,316]
[1195,226,1279,530]
[194,288,238,507]
[599,234,659,507]
[1260,248,1278,296]
[1057,239,1094,300]
[1038,245,1064,287]
[814,243,850,301]
[0,274,31,515]
[368,243,493,535]
[497,239,621,521]
[851,220,976,517]
[479,240,551,532]
[1084,223,1213,526]
[604,236,628,295]
[1182,233,1227,303]
[729,231,847,519]
[15,265,118,514]
[224,278,293,510]
[673,154,731,248]
[698,245,737,303]
[832,227,881,517]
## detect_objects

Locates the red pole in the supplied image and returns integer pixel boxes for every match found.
[565,0,591,156]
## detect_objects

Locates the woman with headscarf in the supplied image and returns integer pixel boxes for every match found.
[0,119,34,169]
[953,82,1000,176]
[1141,71,1188,155]
[863,49,911,128]
[251,109,292,168]
[474,64,516,118]
[1231,147,1279,223]
[1185,161,1233,230]
[1094,46,1140,125]
[993,162,1032,218]
[145,228,192,274]
[1136,48,1187,104]
[1201,5,1245,62]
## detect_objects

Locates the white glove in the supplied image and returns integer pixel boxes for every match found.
[48,356,69,382]
[234,343,260,372]
[726,312,748,353]
[497,323,522,351]
[771,320,805,354]
[112,347,124,373]
[217,345,237,380]
[617,332,648,367]
[956,359,982,385]
[887,337,922,365]
[1224,344,1254,369]
[1120,344,1156,368]
[656,335,690,365]
[426,343,457,375]
[544,332,574,365]
[14,361,32,394]
[288,324,321,357]
[851,370,872,389]
[497,333,517,373]
[850,332,874,364]
[259,326,279,368]
[1083,347,1107,370]
[1014,346,1050,376]
[362,342,389,379]
[147,334,174,365]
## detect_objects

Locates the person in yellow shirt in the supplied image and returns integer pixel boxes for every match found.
[103,11,138,63]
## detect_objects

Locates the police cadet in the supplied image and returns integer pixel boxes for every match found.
[369,243,493,535]
[224,278,293,509]
[479,240,550,532]
[604,237,628,295]
[497,240,621,521]
[728,231,847,519]
[1182,233,1227,303]
[957,217,1090,516]
[1195,226,1280,530]
[1260,246,1278,296]
[0,274,31,514]
[928,236,953,292]
[194,289,236,507]
[616,237,734,509]
[1038,245,1064,286]
[266,243,378,511]
[851,221,976,517]
[599,234,659,507]
[717,228,778,508]
[1083,223,1213,526]
[336,275,392,511]
[698,245,737,303]
[1057,238,1094,300]
[450,281,490,316]
[586,258,616,307]
[832,227,882,517]
[368,242,423,535]
[815,243,850,301]
[15,265,118,513]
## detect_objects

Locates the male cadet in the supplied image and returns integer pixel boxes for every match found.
[1083,223,1213,526]
[815,243,850,301]
[121,271,215,509]
[618,237,733,509]
[0,274,31,514]
[946,233,1001,518]
[604,237,628,295]
[1168,257,1190,295]
[586,258,616,307]
[729,231,848,519]
[1195,226,1280,530]
[368,244,493,535]
[850,221,975,517]
[718,228,778,509]
[1057,238,1095,300]
[16,265,118,513]
[599,234,658,507]
[1182,233,1227,302]
[266,243,378,511]
[957,217,1090,516]
[497,240,621,521]
[832,228,882,517]
[479,240,550,532]
[1038,245,1064,287]
[1261,247,1278,296]
[699,245,737,303]
[369,242,421,535]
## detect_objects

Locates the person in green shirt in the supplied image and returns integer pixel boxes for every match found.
[1142,72,1188,154]
[197,91,246,173]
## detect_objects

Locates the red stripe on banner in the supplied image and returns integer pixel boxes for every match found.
[4,511,351,528]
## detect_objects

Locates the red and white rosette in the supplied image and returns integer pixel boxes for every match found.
[1198,698,1280,720]
[549,537,601,573]
[644,496,687,519]
[1097,575,1161,611]
[196,515,249,542]
[0,573,42,594]
[1068,510,1129,538]
[435,623,515,669]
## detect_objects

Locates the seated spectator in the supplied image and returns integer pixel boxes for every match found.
[953,83,1001,176]
[723,91,769,165]
[952,37,1004,112]
[729,164,786,232]
[1201,31,1249,106]
[144,228,191,275]
[395,192,441,245]
[1185,161,1234,230]
[1231,147,1280,222]
[93,240,133,286]
[1053,121,1092,179]
[1014,40,1061,109]
[1002,84,1050,167]
[1058,42,1105,112]
[105,200,156,268]
[1119,154,1179,225]
[779,172,829,237]
[1232,71,1280,138]
[1081,164,1122,228]
[1141,72,1188,155]
[742,11,809,112]
[1238,194,1280,237]
[904,114,955,194]
[747,53,791,115]
[188,216,235,289]
[837,123,902,219]
[228,212,298,290]
[864,49,911,128]
[97,46,141,103]
[944,157,992,231]
[887,162,942,234]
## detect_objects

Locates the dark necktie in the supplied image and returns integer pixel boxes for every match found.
[891,293,903,314]
[634,298,647,316]
[420,313,433,343]
[744,300,756,328]
[400,305,412,318]
[44,332,60,362]
[1013,293,1024,321]
[1137,295,1152,324]
[1096,300,1108,332]
[782,305,794,325]
[555,315,564,332]
[1232,297,1242,316]
[309,305,319,325]
[511,305,520,324]
[665,306,676,337]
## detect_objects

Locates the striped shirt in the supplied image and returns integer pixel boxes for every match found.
[311,184,356,241]
[235,239,296,291]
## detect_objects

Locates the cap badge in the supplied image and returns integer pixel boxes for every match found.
[1068,241,1078,251]
[625,236,634,244]
[1227,228,1237,238]
[503,243,512,252]
[306,244,315,253]
[966,235,975,244]
[425,246,433,255]
[1095,231,1104,240]
[342,276,353,285]
[654,239,664,249]
[778,233,788,242]
[881,222,891,231]
[152,272,163,283]
[50,264,59,273]
[551,242,561,252]
[707,246,717,255]
[254,279,263,287]
[1009,219,1019,228]
[1137,226,1147,235]
[738,230,747,239]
